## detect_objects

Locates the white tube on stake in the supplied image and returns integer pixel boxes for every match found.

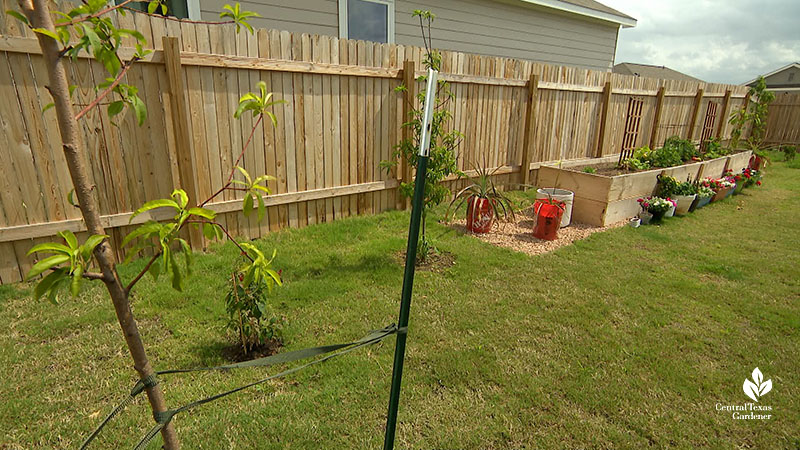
[418,68,438,157]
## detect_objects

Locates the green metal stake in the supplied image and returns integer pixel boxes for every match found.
[383,68,438,450]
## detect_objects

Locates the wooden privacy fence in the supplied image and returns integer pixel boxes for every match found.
[0,6,750,283]
[765,93,800,144]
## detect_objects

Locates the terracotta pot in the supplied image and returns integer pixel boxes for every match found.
[466,196,495,233]
[712,186,732,202]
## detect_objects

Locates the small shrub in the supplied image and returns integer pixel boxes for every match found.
[582,166,597,174]
[663,136,699,162]
[703,138,729,160]
[781,145,797,161]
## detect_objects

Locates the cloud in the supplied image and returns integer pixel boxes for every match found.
[602,0,800,84]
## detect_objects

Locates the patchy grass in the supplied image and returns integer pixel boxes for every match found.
[1,161,799,449]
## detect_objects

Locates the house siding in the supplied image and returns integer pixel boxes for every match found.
[764,66,799,87]
[200,0,621,71]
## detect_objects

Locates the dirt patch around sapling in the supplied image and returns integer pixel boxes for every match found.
[222,338,283,363]
[395,250,456,272]
[451,205,625,256]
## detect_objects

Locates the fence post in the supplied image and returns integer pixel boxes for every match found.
[715,89,732,140]
[687,88,704,142]
[163,36,202,250]
[519,72,539,187]
[594,81,612,158]
[397,59,417,210]
[649,85,665,149]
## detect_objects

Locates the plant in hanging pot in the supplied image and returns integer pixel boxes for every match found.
[637,196,672,223]
[446,164,515,234]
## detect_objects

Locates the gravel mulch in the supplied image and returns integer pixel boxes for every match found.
[450,205,626,256]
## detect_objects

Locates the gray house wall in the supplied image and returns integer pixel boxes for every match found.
[199,0,621,71]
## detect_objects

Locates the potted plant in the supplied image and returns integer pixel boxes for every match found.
[446,165,515,234]
[665,197,677,217]
[741,167,762,188]
[703,177,734,202]
[672,181,698,215]
[637,196,672,223]
[724,169,745,195]
[690,186,715,211]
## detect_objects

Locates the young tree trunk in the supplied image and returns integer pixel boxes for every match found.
[18,0,180,447]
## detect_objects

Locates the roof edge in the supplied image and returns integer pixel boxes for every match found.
[743,62,800,86]
[518,0,637,27]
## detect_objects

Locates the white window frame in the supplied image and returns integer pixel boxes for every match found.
[186,0,201,20]
[338,0,395,44]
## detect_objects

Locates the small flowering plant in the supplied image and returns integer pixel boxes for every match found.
[697,186,715,198]
[723,168,743,184]
[638,196,673,214]
[741,167,762,187]
[702,177,733,192]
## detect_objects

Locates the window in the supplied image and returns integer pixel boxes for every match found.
[117,0,200,20]
[339,0,394,44]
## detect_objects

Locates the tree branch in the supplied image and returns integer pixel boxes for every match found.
[186,220,254,262]
[125,251,160,293]
[121,5,236,25]
[75,58,139,121]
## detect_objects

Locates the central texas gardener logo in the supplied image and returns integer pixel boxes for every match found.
[743,367,772,402]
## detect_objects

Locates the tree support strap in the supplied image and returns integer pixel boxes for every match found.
[82,324,399,449]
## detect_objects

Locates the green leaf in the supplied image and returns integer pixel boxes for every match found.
[130,198,180,222]
[243,193,254,217]
[236,166,252,185]
[148,257,162,280]
[42,102,55,114]
[171,189,189,209]
[70,265,83,297]
[27,242,72,256]
[27,254,70,280]
[67,189,78,207]
[131,94,147,125]
[80,234,108,260]
[5,10,30,27]
[203,222,217,240]
[169,253,183,291]
[122,221,162,247]
[34,269,67,301]
[58,230,79,250]
[256,194,265,221]
[187,207,215,220]
[32,27,59,41]
[147,1,158,14]
[107,100,124,117]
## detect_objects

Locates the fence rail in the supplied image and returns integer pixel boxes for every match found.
[0,4,752,283]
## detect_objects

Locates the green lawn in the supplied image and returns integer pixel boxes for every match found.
[1,159,798,449]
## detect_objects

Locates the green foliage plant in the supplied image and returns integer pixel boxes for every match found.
[445,160,516,224]
[380,9,463,263]
[582,166,597,174]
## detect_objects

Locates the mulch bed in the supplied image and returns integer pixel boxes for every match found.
[451,205,625,256]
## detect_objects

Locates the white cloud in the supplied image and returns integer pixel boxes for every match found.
[601,0,800,84]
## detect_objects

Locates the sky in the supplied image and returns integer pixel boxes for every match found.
[599,0,800,84]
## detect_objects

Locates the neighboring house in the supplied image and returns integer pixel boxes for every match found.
[176,0,636,72]
[613,63,703,82]
[745,63,800,94]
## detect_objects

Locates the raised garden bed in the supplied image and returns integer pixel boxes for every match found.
[537,151,753,226]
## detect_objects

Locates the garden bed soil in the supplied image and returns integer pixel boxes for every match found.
[223,338,283,362]
[396,250,456,272]
[451,206,624,257]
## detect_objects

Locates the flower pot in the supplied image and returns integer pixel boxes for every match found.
[532,198,565,240]
[724,184,736,198]
[692,195,712,210]
[466,196,494,233]
[712,186,732,202]
[650,210,666,223]
[674,194,697,215]
[536,188,574,228]
[629,217,641,228]
[749,155,765,170]
[665,204,676,217]
[733,182,745,194]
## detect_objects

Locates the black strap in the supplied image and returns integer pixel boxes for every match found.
[81,324,398,449]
